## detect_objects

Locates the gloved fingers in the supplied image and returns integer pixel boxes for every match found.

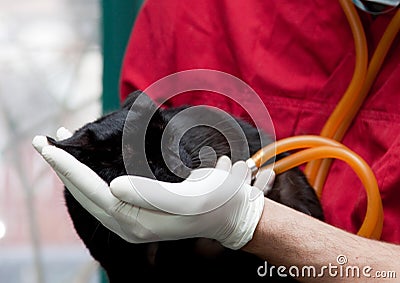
[109,203,158,243]
[56,127,73,141]
[110,175,159,210]
[183,167,214,182]
[111,168,232,215]
[254,168,275,195]
[32,135,50,153]
[231,160,252,184]
[110,175,206,212]
[111,207,155,243]
[60,171,124,233]
[215,155,232,172]
[33,135,124,235]
[39,145,120,211]
[182,155,231,183]
[245,165,252,184]
[113,205,188,243]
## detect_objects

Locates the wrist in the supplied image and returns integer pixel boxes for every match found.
[241,199,268,254]
[221,189,265,250]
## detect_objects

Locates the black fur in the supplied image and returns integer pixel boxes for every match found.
[49,91,324,282]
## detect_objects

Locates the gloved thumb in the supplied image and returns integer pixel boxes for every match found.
[110,166,245,216]
[56,127,73,141]
[254,168,275,195]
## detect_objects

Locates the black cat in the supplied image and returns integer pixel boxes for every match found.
[48,91,323,282]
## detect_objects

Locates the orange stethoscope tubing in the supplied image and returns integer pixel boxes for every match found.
[306,1,400,195]
[250,135,383,240]
[304,0,368,191]
[249,1,400,240]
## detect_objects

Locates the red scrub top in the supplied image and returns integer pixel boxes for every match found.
[120,0,400,244]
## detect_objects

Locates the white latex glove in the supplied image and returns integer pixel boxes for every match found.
[32,127,275,250]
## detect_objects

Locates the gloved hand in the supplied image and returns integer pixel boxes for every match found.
[32,127,275,250]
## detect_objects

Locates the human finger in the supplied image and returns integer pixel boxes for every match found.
[215,155,232,172]
[40,145,119,210]
[56,127,73,141]
[254,168,275,195]
[32,135,50,153]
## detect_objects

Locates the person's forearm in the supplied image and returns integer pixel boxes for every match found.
[242,198,400,282]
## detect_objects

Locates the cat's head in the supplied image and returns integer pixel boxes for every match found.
[47,90,187,184]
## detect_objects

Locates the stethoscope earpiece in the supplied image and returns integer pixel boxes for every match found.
[353,0,400,15]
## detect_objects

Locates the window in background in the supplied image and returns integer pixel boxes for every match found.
[0,0,102,282]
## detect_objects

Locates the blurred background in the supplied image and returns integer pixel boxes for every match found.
[0,0,143,282]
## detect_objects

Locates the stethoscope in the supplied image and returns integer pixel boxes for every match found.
[247,0,400,240]
[353,0,399,15]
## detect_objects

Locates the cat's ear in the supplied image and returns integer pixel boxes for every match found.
[122,90,163,131]
[46,129,90,149]
[122,89,164,154]
[121,90,156,110]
